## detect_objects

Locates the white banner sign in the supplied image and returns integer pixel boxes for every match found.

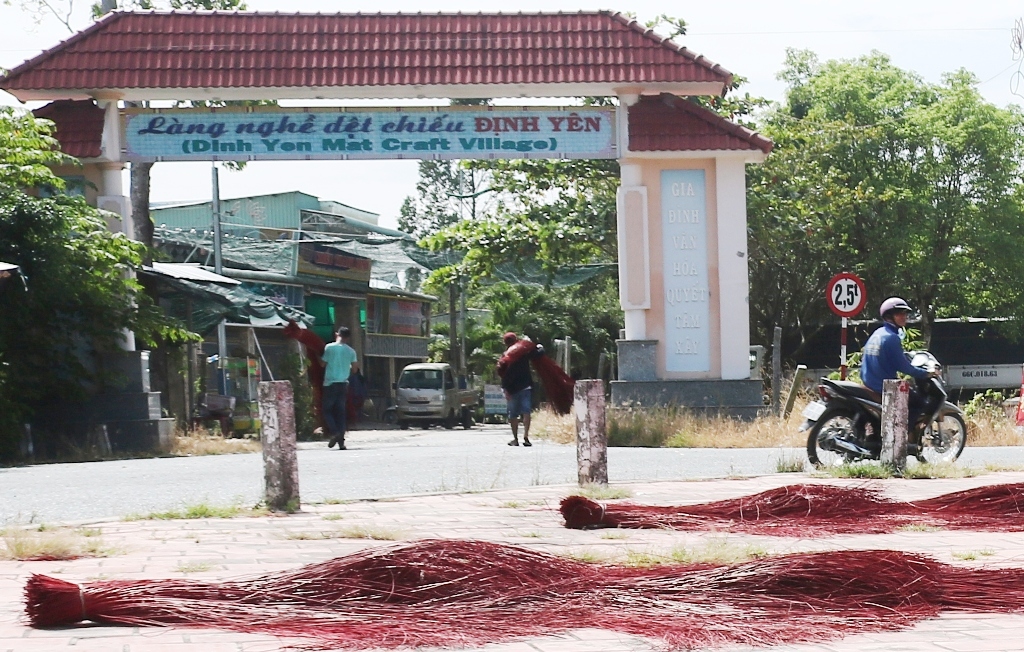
[123,107,616,162]
[661,169,710,373]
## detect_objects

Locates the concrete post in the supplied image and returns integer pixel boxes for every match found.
[258,380,300,511]
[881,378,910,473]
[783,365,808,418]
[575,379,608,485]
[771,326,782,415]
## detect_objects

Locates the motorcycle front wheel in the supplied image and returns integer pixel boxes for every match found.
[916,413,967,464]
[806,408,862,468]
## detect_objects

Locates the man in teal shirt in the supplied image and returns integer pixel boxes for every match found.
[320,326,358,450]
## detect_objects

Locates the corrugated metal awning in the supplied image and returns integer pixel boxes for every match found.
[150,262,240,285]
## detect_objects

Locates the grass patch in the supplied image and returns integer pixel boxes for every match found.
[518,531,542,538]
[982,462,1024,473]
[124,502,269,521]
[599,531,629,540]
[335,525,403,541]
[903,462,979,479]
[322,514,345,521]
[814,460,978,480]
[624,539,770,567]
[1,526,115,561]
[897,524,943,532]
[775,453,806,473]
[172,426,261,456]
[500,501,525,509]
[176,561,213,573]
[814,462,894,479]
[323,498,356,505]
[561,549,608,563]
[576,484,633,500]
[285,531,337,540]
[952,549,995,561]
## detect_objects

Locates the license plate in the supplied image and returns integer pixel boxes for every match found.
[802,401,827,421]
[407,407,431,413]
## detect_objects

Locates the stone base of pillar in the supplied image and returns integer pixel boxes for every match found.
[32,350,174,455]
[610,379,763,420]
[616,339,658,381]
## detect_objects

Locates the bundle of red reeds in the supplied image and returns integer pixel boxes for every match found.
[561,483,1024,535]
[24,539,1024,650]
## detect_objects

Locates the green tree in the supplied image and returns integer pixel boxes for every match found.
[748,50,1024,354]
[423,158,620,280]
[482,277,622,379]
[398,160,493,239]
[0,108,187,459]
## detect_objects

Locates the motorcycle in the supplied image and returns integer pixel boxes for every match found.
[800,351,967,467]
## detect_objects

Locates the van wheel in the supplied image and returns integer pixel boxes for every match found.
[461,408,474,429]
[444,410,457,429]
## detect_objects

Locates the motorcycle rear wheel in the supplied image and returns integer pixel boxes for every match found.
[916,413,967,464]
[806,408,862,468]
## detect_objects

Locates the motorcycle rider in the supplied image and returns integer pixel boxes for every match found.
[861,297,935,426]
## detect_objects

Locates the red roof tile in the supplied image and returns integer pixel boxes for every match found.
[628,94,772,154]
[1,11,732,101]
[33,99,105,159]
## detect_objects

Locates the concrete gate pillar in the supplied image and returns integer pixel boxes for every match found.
[612,94,769,418]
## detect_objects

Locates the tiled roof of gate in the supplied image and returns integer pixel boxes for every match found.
[0,11,732,97]
[32,100,105,159]
[628,94,773,154]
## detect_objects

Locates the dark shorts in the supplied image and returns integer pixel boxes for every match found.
[507,387,532,419]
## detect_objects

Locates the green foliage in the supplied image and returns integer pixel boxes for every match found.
[0,110,191,459]
[0,107,71,191]
[962,389,1012,420]
[91,0,246,19]
[480,277,621,378]
[399,160,493,239]
[430,313,504,380]
[749,51,1024,353]
[423,158,619,280]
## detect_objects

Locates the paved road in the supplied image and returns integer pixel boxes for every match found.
[3,424,1024,524]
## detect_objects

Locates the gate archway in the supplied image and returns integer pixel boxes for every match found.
[2,10,772,416]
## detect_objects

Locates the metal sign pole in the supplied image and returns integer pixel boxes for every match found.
[212,164,228,395]
[840,316,848,380]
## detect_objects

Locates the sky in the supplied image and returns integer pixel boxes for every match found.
[1,0,1021,229]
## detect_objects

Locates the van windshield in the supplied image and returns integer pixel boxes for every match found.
[399,369,443,390]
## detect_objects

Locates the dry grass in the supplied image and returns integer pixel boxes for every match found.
[335,525,404,540]
[172,427,261,456]
[575,484,634,500]
[533,397,812,449]
[1,525,115,561]
[967,414,1024,447]
[624,539,770,567]
[531,408,576,444]
[536,392,1024,449]
[562,539,769,567]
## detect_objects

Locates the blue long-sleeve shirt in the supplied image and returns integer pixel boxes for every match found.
[860,322,930,393]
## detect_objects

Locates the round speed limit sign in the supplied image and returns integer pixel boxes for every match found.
[826,272,867,318]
